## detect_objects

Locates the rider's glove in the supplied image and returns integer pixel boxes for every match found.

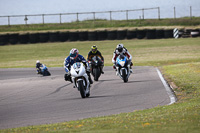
[65,67,70,73]
[64,73,72,82]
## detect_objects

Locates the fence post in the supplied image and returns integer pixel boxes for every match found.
[24,15,28,25]
[60,14,62,24]
[42,14,44,24]
[110,11,112,21]
[1,7,168,26]
[126,10,128,21]
[190,6,192,19]
[8,16,10,26]
[76,13,79,22]
[93,12,95,21]
[142,9,144,19]
[174,7,176,19]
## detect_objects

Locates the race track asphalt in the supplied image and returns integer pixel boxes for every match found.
[0,66,171,129]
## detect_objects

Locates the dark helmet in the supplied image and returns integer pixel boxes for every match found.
[117,44,124,52]
[91,45,97,54]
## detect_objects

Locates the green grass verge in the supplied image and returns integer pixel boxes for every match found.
[162,62,200,102]
[0,38,200,68]
[0,38,200,132]
[0,17,200,33]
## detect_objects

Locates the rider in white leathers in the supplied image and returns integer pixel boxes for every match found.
[112,44,133,73]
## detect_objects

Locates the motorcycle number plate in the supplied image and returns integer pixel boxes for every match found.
[119,61,125,66]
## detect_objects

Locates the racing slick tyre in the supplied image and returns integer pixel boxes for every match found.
[122,69,128,83]
[93,68,101,81]
[78,80,86,98]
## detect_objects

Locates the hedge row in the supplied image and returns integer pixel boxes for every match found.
[0,28,199,45]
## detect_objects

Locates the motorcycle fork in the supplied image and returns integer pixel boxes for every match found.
[75,75,90,91]
[117,67,128,79]
[73,77,85,91]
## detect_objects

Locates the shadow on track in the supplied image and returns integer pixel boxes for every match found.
[59,95,112,101]
[47,83,71,96]
[115,79,157,84]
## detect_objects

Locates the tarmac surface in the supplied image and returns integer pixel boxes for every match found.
[0,66,171,129]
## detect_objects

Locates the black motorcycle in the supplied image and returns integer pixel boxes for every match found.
[89,56,103,81]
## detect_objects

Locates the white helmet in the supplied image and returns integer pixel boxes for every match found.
[36,60,40,63]
[69,48,79,60]
[117,44,124,52]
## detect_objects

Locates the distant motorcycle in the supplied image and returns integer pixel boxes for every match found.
[70,62,91,98]
[89,56,103,81]
[116,54,131,82]
[37,64,51,76]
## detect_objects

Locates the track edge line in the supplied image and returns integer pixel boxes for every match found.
[156,67,177,105]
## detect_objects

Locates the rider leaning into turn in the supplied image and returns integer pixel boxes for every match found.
[112,43,133,73]
[64,48,93,84]
[87,45,104,74]
[36,60,43,74]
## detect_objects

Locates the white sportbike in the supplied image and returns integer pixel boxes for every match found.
[70,62,91,98]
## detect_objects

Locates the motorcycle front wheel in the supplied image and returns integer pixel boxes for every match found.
[78,80,86,98]
[43,70,51,76]
[122,68,128,83]
[93,68,101,81]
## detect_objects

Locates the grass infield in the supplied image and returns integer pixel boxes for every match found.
[0,38,200,68]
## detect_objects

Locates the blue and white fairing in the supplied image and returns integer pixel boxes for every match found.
[116,55,131,82]
[116,55,127,67]
[40,64,47,72]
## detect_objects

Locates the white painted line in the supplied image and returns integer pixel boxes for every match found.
[156,68,177,105]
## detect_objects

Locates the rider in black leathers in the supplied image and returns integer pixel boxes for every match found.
[87,45,104,74]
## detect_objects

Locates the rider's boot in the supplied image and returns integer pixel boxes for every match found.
[130,65,133,73]
[37,68,41,74]
[116,71,119,76]
[130,62,133,73]
[100,66,104,74]
[130,69,133,73]
[89,76,93,84]
[87,71,93,84]
[115,67,119,76]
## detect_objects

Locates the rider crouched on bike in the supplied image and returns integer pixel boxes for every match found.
[36,60,43,74]
[112,44,133,73]
[64,48,93,84]
[87,45,104,74]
